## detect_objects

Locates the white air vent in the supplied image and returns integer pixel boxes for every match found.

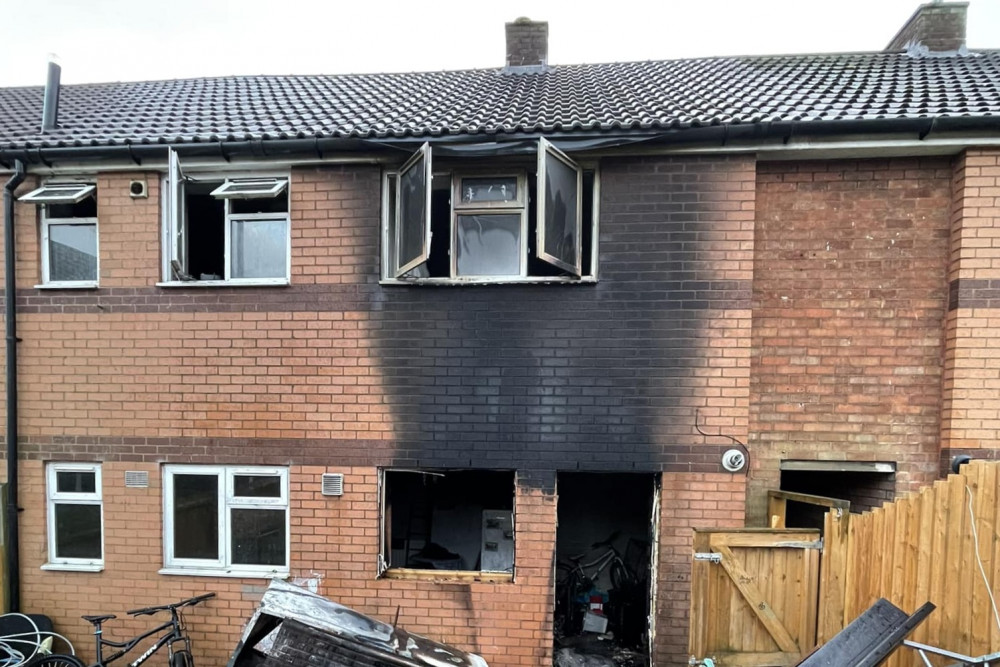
[321,473,344,496]
[124,471,149,488]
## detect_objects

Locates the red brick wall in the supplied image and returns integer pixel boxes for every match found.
[940,149,1000,463]
[749,158,953,522]
[655,474,746,664]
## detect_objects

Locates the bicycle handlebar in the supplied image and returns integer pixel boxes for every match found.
[127,592,215,617]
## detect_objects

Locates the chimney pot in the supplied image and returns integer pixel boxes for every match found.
[885,1,968,53]
[505,18,548,69]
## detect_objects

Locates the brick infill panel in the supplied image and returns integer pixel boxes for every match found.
[2,281,752,314]
[948,278,1000,310]
[4,435,738,472]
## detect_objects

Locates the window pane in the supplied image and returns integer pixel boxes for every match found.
[231,219,287,279]
[397,148,429,274]
[56,471,96,494]
[48,223,97,282]
[460,177,518,204]
[233,475,281,498]
[173,474,219,560]
[456,214,521,277]
[231,509,286,566]
[54,504,101,559]
[542,150,580,274]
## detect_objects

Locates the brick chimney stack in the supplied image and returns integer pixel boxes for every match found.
[505,18,548,68]
[885,1,968,52]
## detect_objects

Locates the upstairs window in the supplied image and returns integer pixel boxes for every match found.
[20,182,99,287]
[381,139,597,284]
[162,149,290,285]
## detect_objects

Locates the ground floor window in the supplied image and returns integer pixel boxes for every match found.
[380,469,515,578]
[45,463,103,570]
[162,465,289,576]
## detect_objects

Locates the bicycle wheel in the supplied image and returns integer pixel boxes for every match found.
[171,649,194,667]
[28,655,86,667]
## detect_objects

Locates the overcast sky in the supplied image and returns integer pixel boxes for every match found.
[1,0,998,87]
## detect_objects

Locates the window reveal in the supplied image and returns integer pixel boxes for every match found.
[46,463,103,567]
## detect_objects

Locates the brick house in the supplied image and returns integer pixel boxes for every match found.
[0,3,998,666]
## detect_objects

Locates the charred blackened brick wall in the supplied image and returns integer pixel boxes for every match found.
[2,157,753,666]
[749,158,953,523]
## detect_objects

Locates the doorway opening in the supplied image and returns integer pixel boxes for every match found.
[555,472,657,667]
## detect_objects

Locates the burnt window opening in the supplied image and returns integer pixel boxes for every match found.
[380,470,514,576]
[381,140,597,284]
[163,149,290,284]
[780,467,896,530]
[555,473,656,662]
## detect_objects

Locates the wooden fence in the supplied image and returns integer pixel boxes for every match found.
[822,460,1000,665]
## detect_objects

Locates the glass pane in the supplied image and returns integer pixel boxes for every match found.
[48,223,97,282]
[233,475,281,498]
[397,150,428,272]
[543,151,580,273]
[231,509,286,566]
[231,191,288,215]
[460,177,518,203]
[173,474,218,560]
[456,214,522,277]
[54,504,101,559]
[231,219,287,279]
[47,196,96,218]
[56,471,96,494]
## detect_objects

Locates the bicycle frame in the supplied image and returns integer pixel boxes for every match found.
[92,616,186,667]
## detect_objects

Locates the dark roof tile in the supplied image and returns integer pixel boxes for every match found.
[1,51,999,150]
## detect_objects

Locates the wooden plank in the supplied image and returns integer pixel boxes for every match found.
[818,508,849,643]
[966,461,994,658]
[843,508,860,628]
[926,479,949,654]
[985,462,1000,655]
[689,530,711,657]
[715,545,800,654]
[710,533,822,550]
[888,497,909,667]
[912,480,935,648]
[766,490,852,511]
[801,541,820,653]
[881,500,896,603]
[768,493,787,529]
[944,472,968,655]
[710,651,800,667]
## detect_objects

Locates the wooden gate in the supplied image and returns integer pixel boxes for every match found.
[689,528,822,667]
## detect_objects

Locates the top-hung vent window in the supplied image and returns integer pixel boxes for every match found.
[20,183,96,204]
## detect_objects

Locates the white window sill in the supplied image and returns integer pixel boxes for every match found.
[156,279,289,288]
[158,567,289,579]
[34,282,99,290]
[42,562,104,573]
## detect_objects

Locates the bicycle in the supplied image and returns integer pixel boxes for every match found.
[29,593,215,667]
[555,532,638,639]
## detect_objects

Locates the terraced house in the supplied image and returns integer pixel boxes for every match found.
[1,3,999,666]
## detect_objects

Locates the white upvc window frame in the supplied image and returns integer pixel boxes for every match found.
[20,183,96,204]
[44,463,103,571]
[161,465,290,577]
[450,172,529,280]
[379,140,599,285]
[21,181,99,289]
[160,150,291,287]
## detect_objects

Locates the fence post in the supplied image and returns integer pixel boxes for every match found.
[818,507,849,643]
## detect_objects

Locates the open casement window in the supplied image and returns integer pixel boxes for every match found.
[381,138,595,284]
[394,142,433,278]
[379,469,515,581]
[20,183,95,204]
[162,465,289,576]
[22,182,99,287]
[536,138,583,277]
[45,463,103,570]
[163,151,290,285]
